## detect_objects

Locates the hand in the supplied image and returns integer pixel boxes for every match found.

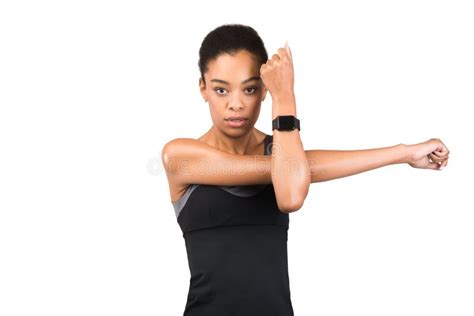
[260,41,295,102]
[406,138,450,170]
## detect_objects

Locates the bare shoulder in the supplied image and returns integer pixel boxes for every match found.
[162,129,269,203]
[162,137,201,149]
[161,137,208,203]
[162,137,208,160]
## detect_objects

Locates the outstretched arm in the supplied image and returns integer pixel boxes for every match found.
[308,138,450,183]
[161,138,449,209]
[306,143,408,183]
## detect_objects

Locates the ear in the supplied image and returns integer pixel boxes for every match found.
[199,77,208,102]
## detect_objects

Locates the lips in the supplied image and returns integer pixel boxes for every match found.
[225,116,248,128]
[225,116,248,121]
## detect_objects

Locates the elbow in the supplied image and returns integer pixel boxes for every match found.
[276,176,311,214]
[273,159,313,213]
[277,185,309,214]
[277,196,306,213]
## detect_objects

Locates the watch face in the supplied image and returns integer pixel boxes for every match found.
[278,116,296,130]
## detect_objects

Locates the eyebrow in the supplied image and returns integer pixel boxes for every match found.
[210,76,261,85]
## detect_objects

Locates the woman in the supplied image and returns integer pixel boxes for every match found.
[161,24,450,316]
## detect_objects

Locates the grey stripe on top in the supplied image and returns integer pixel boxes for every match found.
[172,134,273,219]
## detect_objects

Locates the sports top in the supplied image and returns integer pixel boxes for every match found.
[171,134,294,316]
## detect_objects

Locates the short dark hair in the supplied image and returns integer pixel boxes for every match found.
[198,23,268,85]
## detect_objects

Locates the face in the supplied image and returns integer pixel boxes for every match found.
[199,49,267,137]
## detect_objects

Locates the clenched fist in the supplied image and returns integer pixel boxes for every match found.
[407,138,450,170]
[260,41,295,101]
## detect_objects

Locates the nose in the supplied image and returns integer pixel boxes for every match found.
[227,95,244,111]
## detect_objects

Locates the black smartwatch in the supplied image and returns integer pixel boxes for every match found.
[272,115,300,131]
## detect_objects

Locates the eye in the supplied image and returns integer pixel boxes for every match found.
[214,86,258,96]
[214,87,227,95]
[245,87,258,94]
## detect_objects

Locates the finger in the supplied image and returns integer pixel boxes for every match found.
[430,151,449,160]
[429,154,446,162]
[429,153,445,163]
[431,150,449,159]
[439,159,448,169]
[285,40,293,60]
[426,161,442,170]
[271,53,280,61]
[277,48,287,60]
[440,143,449,155]
[433,139,450,155]
[277,45,292,62]
[434,147,449,156]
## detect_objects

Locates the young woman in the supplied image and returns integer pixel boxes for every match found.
[161,24,450,316]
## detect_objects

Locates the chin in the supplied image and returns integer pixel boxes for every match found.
[223,127,251,137]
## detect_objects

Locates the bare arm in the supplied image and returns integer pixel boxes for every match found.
[162,139,408,187]
[162,138,272,187]
[162,137,304,213]
[271,95,311,213]
[161,138,450,210]
[307,143,410,183]
[308,138,450,182]
[261,43,311,213]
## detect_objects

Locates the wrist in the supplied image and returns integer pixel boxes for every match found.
[272,108,296,119]
[272,92,295,104]
[397,143,412,164]
[272,93,296,119]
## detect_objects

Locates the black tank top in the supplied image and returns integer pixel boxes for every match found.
[171,134,294,316]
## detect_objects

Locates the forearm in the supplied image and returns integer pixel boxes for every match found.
[271,94,311,210]
[306,143,411,183]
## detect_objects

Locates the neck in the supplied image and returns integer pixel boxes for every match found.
[206,127,258,155]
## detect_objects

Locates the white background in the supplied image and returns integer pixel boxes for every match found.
[1,0,473,315]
